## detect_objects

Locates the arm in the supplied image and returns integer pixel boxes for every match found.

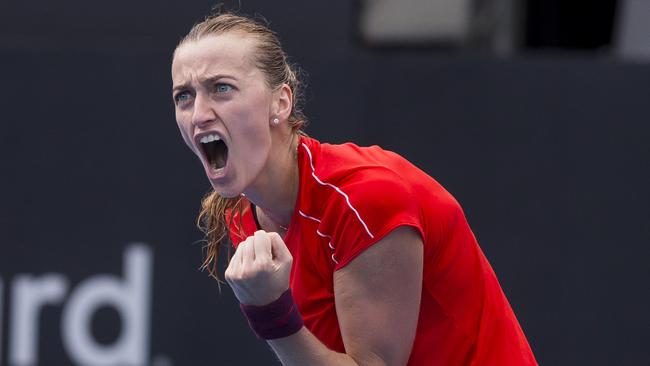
[226,227,423,366]
[270,225,423,366]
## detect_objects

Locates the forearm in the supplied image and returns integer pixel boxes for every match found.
[268,327,384,366]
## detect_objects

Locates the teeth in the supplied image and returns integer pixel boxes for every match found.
[199,134,221,144]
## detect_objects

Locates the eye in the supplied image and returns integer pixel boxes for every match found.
[174,91,192,104]
[215,83,233,93]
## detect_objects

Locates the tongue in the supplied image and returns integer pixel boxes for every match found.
[211,141,228,170]
[213,154,226,170]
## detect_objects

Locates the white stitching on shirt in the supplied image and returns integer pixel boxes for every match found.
[298,210,321,223]
[316,230,336,250]
[298,210,339,265]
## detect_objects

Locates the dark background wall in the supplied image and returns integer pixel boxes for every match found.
[0,1,648,365]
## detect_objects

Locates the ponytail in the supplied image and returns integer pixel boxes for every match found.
[197,191,245,281]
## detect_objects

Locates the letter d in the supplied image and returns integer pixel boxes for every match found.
[62,244,152,366]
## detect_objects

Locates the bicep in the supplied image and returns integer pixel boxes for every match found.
[333,226,423,366]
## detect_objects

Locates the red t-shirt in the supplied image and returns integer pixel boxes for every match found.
[230,136,537,365]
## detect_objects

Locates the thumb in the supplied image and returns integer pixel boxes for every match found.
[269,232,292,262]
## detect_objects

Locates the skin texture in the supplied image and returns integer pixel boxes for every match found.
[172,32,424,366]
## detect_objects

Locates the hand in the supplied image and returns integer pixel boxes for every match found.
[225,230,293,306]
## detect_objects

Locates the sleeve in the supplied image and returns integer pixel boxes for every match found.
[319,172,425,271]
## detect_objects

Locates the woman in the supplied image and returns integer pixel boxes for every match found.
[171,12,537,366]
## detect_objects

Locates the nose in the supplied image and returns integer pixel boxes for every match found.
[191,92,216,128]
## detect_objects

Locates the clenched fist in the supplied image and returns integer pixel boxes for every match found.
[225,230,293,306]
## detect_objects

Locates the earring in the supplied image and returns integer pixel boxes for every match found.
[272,117,280,125]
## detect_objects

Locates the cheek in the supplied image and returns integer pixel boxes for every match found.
[233,95,272,142]
[227,112,271,172]
[228,109,270,143]
[239,116,272,151]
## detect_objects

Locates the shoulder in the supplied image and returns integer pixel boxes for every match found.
[298,137,423,234]
[317,166,423,250]
[336,168,419,221]
[316,170,423,270]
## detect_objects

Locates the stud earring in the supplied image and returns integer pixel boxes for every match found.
[272,118,280,125]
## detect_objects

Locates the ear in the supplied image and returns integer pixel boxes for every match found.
[271,83,293,123]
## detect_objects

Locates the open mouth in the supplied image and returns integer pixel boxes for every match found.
[199,134,228,171]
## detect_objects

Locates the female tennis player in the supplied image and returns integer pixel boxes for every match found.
[171,11,537,366]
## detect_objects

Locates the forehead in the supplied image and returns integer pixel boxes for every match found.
[172,33,261,84]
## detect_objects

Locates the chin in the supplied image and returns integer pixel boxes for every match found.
[216,190,240,199]
[209,182,241,199]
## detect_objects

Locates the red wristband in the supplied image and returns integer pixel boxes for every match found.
[239,289,304,340]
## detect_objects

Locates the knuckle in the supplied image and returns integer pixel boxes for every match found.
[254,260,272,272]
[232,272,243,281]
[240,269,253,279]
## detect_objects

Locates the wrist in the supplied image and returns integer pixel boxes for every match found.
[239,288,304,340]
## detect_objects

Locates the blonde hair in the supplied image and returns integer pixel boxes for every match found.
[176,11,306,280]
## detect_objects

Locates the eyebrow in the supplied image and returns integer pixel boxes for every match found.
[172,73,237,93]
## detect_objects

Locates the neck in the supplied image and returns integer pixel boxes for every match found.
[244,133,300,229]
